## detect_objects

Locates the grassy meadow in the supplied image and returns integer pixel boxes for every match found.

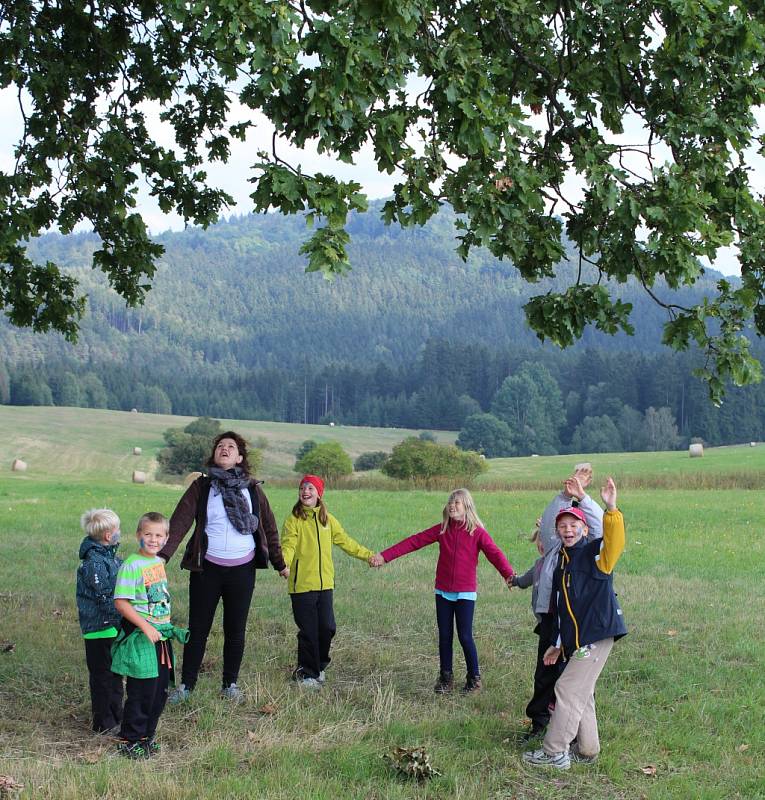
[1,407,764,799]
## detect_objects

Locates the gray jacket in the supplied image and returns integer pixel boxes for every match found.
[512,556,544,621]
[535,492,603,614]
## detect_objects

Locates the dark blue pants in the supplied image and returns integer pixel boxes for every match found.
[435,594,479,677]
[84,637,123,732]
[182,560,256,689]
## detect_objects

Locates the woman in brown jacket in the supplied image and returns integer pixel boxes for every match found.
[159,431,287,702]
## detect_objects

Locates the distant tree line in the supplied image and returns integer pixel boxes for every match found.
[4,338,765,454]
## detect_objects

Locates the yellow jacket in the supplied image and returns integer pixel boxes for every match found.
[281,506,374,594]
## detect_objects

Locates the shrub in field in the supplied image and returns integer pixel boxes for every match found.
[293,440,318,470]
[183,416,222,438]
[382,437,487,482]
[354,451,389,471]
[295,441,353,483]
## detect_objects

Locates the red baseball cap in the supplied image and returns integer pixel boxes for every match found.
[300,474,325,497]
[554,506,587,526]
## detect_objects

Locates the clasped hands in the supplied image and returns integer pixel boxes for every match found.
[368,553,385,568]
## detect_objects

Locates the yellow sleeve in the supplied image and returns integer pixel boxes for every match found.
[330,514,374,561]
[595,509,625,574]
[280,515,300,567]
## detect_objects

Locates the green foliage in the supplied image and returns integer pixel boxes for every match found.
[382,437,487,482]
[457,413,515,458]
[491,362,564,455]
[570,415,623,454]
[417,431,437,442]
[4,2,765,398]
[158,416,219,475]
[644,406,681,451]
[353,450,389,471]
[294,441,353,483]
[294,440,318,469]
[184,416,222,438]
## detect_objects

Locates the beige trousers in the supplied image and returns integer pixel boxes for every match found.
[543,637,614,756]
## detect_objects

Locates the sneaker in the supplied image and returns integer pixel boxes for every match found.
[317,670,326,684]
[117,740,149,760]
[142,738,160,756]
[434,670,454,694]
[291,667,322,690]
[522,748,571,770]
[570,744,598,764]
[221,683,243,702]
[461,674,482,694]
[168,683,191,705]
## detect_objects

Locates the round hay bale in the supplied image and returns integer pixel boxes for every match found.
[131,408,138,413]
[184,471,203,487]
[133,447,142,455]
[751,442,757,447]
[688,443,704,458]
[132,470,146,484]
[11,459,27,472]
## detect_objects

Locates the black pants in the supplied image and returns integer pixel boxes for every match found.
[290,590,336,679]
[182,560,256,689]
[84,637,124,732]
[120,640,172,743]
[525,613,564,728]
[435,594,479,676]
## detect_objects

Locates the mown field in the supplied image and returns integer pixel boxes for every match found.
[0,408,764,799]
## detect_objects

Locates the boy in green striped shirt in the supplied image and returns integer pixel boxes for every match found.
[113,512,185,759]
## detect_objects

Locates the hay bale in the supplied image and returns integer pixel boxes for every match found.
[751,442,757,447]
[131,408,138,413]
[133,447,142,455]
[132,470,146,484]
[689,443,703,458]
[11,459,27,472]
[184,471,203,487]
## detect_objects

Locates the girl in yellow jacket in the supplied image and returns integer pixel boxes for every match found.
[281,474,374,689]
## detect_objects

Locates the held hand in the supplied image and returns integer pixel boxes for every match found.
[279,567,290,579]
[542,646,561,666]
[600,477,617,510]
[505,575,515,590]
[368,553,385,568]
[142,624,162,644]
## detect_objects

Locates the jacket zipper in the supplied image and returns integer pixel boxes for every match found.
[314,516,323,590]
[560,549,580,650]
[293,560,299,592]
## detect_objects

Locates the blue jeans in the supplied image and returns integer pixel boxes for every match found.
[435,594,479,676]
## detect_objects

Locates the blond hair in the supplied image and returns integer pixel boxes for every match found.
[136,511,169,536]
[80,508,120,541]
[441,488,483,535]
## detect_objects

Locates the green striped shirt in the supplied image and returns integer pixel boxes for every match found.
[114,553,172,625]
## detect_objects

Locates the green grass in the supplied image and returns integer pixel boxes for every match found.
[1,457,764,799]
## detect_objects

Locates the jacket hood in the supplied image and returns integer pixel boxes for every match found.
[79,536,119,559]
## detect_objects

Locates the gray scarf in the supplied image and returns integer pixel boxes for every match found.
[208,467,259,536]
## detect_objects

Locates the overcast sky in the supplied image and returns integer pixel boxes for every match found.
[2,87,763,278]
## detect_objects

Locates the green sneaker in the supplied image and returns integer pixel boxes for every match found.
[117,740,149,760]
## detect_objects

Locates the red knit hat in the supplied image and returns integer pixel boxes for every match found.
[300,474,325,497]
[554,506,587,527]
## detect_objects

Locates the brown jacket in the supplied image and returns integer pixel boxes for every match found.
[159,476,286,573]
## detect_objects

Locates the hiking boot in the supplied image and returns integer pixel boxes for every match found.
[434,670,454,694]
[168,683,191,705]
[520,723,547,742]
[522,748,571,770]
[221,683,243,702]
[461,674,482,694]
[117,740,149,760]
[570,743,598,764]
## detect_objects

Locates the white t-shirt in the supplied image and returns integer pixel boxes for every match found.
[205,488,255,560]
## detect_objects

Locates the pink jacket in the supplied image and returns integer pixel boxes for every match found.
[381,522,514,592]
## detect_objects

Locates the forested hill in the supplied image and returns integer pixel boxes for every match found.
[3,202,764,452]
[7,202,718,370]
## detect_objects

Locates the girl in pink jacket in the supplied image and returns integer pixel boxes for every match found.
[371,489,514,694]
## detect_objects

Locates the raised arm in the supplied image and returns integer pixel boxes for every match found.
[595,478,624,574]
